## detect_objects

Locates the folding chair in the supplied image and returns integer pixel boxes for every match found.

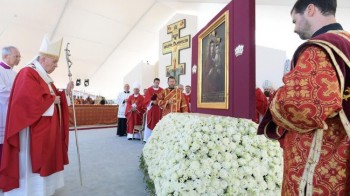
[133,112,146,143]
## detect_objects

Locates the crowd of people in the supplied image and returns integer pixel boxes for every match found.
[116,77,191,142]
[72,95,111,105]
[73,96,95,104]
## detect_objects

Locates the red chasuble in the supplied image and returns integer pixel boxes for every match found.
[125,94,145,134]
[143,86,163,130]
[157,88,189,117]
[258,30,350,195]
[0,67,69,192]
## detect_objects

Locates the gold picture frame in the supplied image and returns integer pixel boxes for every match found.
[197,11,229,109]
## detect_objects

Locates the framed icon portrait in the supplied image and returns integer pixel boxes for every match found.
[197,11,229,109]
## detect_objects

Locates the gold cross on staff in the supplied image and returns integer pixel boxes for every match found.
[162,19,191,85]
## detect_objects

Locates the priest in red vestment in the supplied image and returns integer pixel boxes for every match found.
[126,82,145,140]
[158,76,188,117]
[258,1,350,195]
[184,85,191,112]
[0,36,74,195]
[143,78,163,142]
[254,87,267,123]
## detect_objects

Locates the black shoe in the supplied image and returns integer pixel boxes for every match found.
[128,138,132,140]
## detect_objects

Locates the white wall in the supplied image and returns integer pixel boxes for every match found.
[255,5,350,89]
[158,14,197,88]
[122,4,350,96]
[256,5,350,58]
[103,48,287,99]
[256,45,286,89]
[123,61,157,92]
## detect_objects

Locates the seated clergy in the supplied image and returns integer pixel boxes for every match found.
[125,82,145,140]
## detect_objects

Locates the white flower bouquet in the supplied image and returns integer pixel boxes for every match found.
[143,113,283,195]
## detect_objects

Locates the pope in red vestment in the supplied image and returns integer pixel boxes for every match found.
[0,37,73,193]
[258,7,350,195]
[125,85,145,140]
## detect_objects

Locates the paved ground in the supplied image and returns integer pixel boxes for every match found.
[55,128,148,196]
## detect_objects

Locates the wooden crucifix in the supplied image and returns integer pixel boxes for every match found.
[162,19,191,85]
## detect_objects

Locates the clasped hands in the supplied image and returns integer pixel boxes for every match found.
[131,103,137,111]
[168,99,176,105]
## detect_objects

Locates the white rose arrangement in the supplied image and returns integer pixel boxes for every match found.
[142,113,283,195]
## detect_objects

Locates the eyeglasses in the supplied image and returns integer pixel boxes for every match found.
[11,55,21,59]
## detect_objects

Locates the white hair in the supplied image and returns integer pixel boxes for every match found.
[2,46,17,58]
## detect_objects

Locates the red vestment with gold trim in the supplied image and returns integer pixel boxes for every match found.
[157,88,188,117]
[258,30,350,195]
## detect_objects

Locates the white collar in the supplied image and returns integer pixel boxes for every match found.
[30,60,53,84]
